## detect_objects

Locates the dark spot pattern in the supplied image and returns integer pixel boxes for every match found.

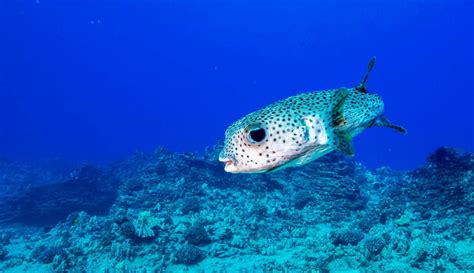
[220,87,384,171]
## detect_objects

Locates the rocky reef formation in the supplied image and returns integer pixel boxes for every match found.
[0,158,71,198]
[0,147,472,272]
[0,165,118,226]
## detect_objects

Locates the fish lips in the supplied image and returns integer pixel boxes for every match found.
[218,156,238,172]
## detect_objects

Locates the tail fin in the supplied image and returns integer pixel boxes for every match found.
[373,116,407,134]
[355,56,376,93]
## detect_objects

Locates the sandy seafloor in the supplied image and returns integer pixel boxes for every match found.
[0,146,472,272]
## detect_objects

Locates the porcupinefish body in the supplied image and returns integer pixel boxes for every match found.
[219,57,406,173]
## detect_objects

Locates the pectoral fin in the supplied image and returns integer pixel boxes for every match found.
[372,116,407,134]
[331,88,352,129]
[334,130,355,156]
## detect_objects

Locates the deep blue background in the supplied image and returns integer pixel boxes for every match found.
[0,0,472,169]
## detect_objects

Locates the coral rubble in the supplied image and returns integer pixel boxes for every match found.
[0,146,472,272]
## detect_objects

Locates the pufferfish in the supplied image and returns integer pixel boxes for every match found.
[219,57,406,173]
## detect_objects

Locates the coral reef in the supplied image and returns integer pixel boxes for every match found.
[132,211,159,239]
[0,146,472,272]
[31,245,66,264]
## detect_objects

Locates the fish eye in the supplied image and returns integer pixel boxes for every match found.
[248,127,267,143]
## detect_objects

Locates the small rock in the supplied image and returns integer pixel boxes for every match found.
[181,197,202,214]
[293,190,313,209]
[184,225,211,246]
[365,237,386,256]
[332,229,364,246]
[173,245,206,265]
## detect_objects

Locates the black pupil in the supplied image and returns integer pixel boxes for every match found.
[250,128,266,142]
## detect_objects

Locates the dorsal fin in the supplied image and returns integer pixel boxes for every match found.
[355,56,376,93]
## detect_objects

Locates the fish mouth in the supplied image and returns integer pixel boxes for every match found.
[219,156,237,168]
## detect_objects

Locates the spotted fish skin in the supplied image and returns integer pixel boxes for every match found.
[219,87,386,173]
[219,58,406,173]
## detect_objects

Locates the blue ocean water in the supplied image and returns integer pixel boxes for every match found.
[1,0,472,169]
[0,1,473,272]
